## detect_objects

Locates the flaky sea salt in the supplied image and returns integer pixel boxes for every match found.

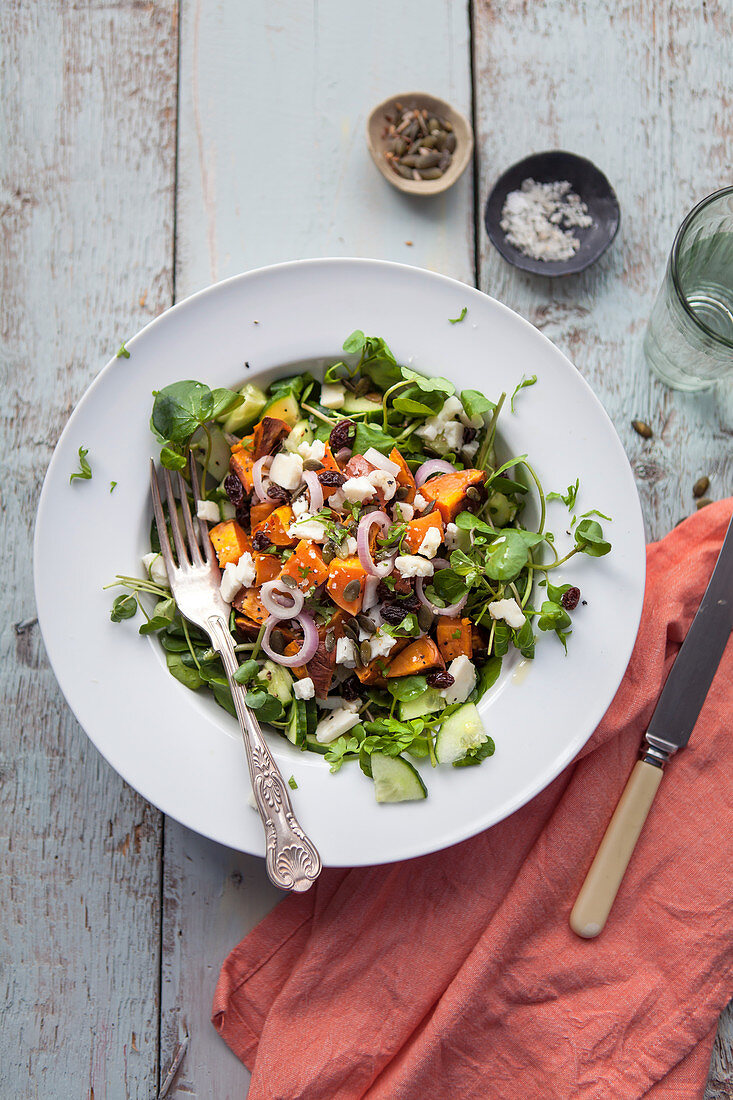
[500,178,593,262]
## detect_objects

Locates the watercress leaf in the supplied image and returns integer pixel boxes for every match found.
[537,600,572,633]
[431,567,469,603]
[400,366,455,397]
[491,475,528,495]
[485,454,528,486]
[165,649,204,690]
[159,445,188,471]
[233,659,260,685]
[209,387,244,420]
[510,374,537,413]
[453,735,496,767]
[360,336,402,390]
[484,530,529,581]
[110,593,137,621]
[460,389,493,419]
[386,675,428,702]
[513,529,546,547]
[244,690,283,723]
[392,396,438,418]
[579,508,613,522]
[469,656,502,704]
[268,372,315,402]
[151,380,213,444]
[342,329,366,354]
[493,619,512,656]
[547,478,579,509]
[513,619,536,659]
[542,579,572,604]
[70,445,92,483]
[575,518,612,557]
[324,361,350,384]
[455,511,495,535]
[353,421,397,456]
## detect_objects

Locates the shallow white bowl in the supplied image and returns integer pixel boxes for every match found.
[34,259,645,867]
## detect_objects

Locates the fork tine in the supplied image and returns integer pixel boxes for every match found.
[162,466,189,567]
[176,471,203,566]
[149,460,177,577]
[188,451,217,566]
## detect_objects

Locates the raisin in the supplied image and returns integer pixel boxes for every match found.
[267,484,290,502]
[318,469,346,487]
[381,603,407,624]
[252,530,272,552]
[561,586,581,611]
[401,592,420,613]
[329,419,356,452]
[224,474,246,509]
[462,426,477,444]
[341,676,361,701]
[426,670,454,688]
[235,503,250,530]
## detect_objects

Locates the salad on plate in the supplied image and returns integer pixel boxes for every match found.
[109,330,612,803]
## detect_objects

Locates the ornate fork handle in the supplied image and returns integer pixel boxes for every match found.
[207,614,322,892]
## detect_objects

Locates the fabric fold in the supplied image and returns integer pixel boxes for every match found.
[213,500,733,1100]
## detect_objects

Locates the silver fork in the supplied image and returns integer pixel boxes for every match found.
[150,454,322,893]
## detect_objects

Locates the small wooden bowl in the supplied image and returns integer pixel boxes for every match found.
[366,92,473,197]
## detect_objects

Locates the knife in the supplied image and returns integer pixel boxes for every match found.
[570,513,733,939]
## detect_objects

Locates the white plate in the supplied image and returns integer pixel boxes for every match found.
[34,259,645,867]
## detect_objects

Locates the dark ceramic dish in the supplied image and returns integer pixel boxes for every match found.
[485,150,620,276]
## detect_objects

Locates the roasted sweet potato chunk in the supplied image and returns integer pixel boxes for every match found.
[280,540,329,592]
[385,637,443,678]
[436,618,473,662]
[389,447,417,504]
[419,469,486,523]
[209,521,251,568]
[253,504,296,547]
[252,416,290,459]
[326,556,367,614]
[403,511,444,554]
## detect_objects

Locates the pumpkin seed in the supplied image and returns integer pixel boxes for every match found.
[418,135,438,150]
[393,163,414,180]
[360,640,373,665]
[392,137,407,156]
[443,120,454,132]
[290,483,308,502]
[280,573,297,589]
[343,579,362,603]
[693,476,710,498]
[303,459,325,471]
[399,154,419,168]
[422,499,436,514]
[428,117,441,132]
[356,613,376,635]
[321,541,336,564]
[419,168,443,180]
[433,131,448,150]
[415,152,441,169]
[342,620,360,642]
[417,606,434,632]
[324,630,335,653]
[631,419,653,439]
[466,486,481,502]
[445,132,456,152]
[394,485,409,501]
[696,497,713,510]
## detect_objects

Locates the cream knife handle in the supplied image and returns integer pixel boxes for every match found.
[570,760,664,939]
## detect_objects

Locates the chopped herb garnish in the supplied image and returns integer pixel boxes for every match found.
[449,307,468,324]
[288,775,298,790]
[70,446,92,483]
[110,481,117,493]
[116,342,130,359]
[510,374,537,413]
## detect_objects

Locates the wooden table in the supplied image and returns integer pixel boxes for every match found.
[3,1,731,1095]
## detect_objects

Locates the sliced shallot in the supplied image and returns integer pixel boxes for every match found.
[302,469,324,513]
[415,557,468,617]
[260,578,305,619]
[356,510,394,578]
[414,458,456,487]
[253,455,273,501]
[262,612,319,667]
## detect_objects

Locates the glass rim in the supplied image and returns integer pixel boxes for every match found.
[670,184,733,350]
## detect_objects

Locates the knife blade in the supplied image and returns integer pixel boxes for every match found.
[645,512,733,762]
[570,512,733,938]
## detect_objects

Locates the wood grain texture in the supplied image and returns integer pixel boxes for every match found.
[0,1,178,1096]
[472,0,733,1089]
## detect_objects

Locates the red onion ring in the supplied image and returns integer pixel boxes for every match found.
[262,612,319,667]
[415,557,468,617]
[356,510,394,578]
[260,578,305,619]
[253,455,273,501]
[302,469,323,513]
[415,458,456,487]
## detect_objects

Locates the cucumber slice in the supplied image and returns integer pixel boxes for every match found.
[434,703,487,765]
[400,688,445,721]
[304,733,329,756]
[342,392,382,416]
[486,490,518,527]
[371,753,427,802]
[222,383,267,433]
[257,660,293,704]
[193,425,232,482]
[262,393,299,426]
[285,699,307,746]
[283,418,314,453]
[218,500,236,521]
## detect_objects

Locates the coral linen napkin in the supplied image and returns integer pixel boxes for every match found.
[213,500,733,1100]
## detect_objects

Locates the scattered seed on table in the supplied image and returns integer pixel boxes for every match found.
[692,476,710,498]
[631,419,653,439]
[696,497,712,510]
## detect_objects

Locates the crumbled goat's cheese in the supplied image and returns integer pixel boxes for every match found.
[270,452,303,490]
[500,178,593,263]
[335,637,357,667]
[417,526,442,559]
[362,575,380,611]
[292,494,310,519]
[293,676,315,700]
[220,550,256,603]
[289,519,327,542]
[489,597,526,630]
[196,499,220,523]
[395,554,434,579]
[441,655,477,705]
[444,522,469,552]
[345,536,358,556]
[298,438,326,462]
[392,501,414,522]
[369,628,397,661]
[413,493,428,513]
[315,706,361,743]
[342,476,376,503]
[142,552,170,588]
[320,383,345,409]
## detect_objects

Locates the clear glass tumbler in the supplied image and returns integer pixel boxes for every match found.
[644,186,733,391]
